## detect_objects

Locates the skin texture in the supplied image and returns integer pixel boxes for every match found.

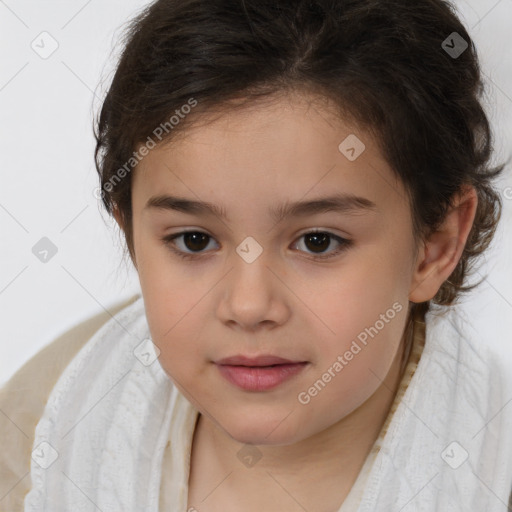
[114,92,478,511]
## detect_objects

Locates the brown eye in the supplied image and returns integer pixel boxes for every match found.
[180,232,210,252]
[303,232,331,253]
[293,231,351,259]
[161,231,217,260]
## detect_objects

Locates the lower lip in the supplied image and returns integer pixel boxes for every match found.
[216,363,308,391]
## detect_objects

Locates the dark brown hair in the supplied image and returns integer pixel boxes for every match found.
[94,0,507,319]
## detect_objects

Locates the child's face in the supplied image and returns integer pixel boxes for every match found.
[129,92,420,445]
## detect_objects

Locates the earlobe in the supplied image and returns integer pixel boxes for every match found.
[409,185,478,303]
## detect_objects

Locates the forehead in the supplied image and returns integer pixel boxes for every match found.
[132,93,409,220]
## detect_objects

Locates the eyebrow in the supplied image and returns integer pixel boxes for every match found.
[144,193,378,223]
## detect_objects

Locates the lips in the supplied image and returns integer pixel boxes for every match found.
[215,355,305,366]
[214,354,309,391]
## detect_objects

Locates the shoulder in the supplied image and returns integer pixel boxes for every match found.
[0,293,141,511]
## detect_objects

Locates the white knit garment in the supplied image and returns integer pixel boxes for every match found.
[24,296,512,511]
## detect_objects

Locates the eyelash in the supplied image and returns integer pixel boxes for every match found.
[160,230,352,261]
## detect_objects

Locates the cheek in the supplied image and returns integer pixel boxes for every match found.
[135,234,202,325]
[141,280,213,392]
[297,304,408,424]
[302,263,410,407]
[133,232,219,384]
[303,252,409,339]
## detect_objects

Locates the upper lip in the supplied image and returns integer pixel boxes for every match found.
[215,355,306,366]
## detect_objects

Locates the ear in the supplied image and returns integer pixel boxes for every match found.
[409,185,478,303]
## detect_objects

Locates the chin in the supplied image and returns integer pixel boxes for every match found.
[221,413,304,447]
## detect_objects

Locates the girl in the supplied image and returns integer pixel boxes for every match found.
[2,0,512,510]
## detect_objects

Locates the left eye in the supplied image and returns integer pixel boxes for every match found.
[293,231,351,258]
[161,230,352,260]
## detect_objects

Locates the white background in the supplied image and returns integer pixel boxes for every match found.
[1,0,511,386]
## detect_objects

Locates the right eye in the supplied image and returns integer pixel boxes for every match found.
[161,231,217,260]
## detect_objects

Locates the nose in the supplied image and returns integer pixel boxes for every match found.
[216,252,291,332]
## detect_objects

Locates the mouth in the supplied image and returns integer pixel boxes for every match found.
[215,354,306,366]
[214,355,309,391]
